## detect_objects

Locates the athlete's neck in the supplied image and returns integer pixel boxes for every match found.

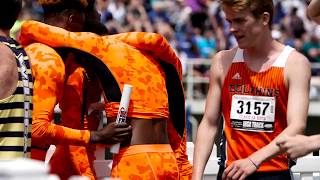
[245,32,274,57]
[243,39,285,72]
[243,27,286,63]
[0,29,10,38]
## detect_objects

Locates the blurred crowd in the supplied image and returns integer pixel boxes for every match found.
[15,0,320,77]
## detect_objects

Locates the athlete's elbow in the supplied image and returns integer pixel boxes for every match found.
[288,122,306,135]
[198,118,219,135]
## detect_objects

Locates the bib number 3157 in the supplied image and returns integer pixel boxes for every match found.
[230,95,276,132]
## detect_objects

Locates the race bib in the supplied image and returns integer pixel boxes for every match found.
[230,95,276,132]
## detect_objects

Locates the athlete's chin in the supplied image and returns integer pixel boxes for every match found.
[236,39,246,49]
[237,43,249,49]
[236,41,253,49]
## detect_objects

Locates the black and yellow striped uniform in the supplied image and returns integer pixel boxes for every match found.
[0,36,33,160]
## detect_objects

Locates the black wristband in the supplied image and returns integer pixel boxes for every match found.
[248,157,260,169]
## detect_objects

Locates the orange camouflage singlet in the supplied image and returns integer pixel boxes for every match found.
[221,46,294,172]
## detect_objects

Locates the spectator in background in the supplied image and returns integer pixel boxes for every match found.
[154,18,176,48]
[302,34,320,64]
[186,0,208,30]
[194,28,217,59]
[170,0,192,33]
[273,0,286,25]
[191,27,217,97]
[283,7,306,40]
[107,0,126,24]
[148,1,171,24]
[103,13,124,34]
[178,30,200,59]
[207,0,227,51]
[97,0,111,23]
[124,0,153,32]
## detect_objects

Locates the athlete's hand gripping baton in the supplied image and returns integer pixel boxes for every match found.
[110,84,133,154]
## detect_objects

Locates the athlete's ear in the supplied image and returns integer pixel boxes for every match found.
[262,12,270,27]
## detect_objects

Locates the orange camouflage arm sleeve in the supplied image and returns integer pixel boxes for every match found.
[20,21,182,80]
[109,32,183,79]
[25,43,90,147]
[20,20,103,55]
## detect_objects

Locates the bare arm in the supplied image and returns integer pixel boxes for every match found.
[307,0,320,24]
[192,52,224,180]
[277,134,320,159]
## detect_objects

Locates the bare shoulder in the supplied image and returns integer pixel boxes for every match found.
[286,49,311,70]
[0,43,14,60]
[0,43,16,69]
[211,47,237,79]
[0,43,18,98]
[285,49,311,82]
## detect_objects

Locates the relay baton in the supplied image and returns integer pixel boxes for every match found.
[110,84,133,154]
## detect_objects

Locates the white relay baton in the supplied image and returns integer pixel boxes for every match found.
[110,84,133,154]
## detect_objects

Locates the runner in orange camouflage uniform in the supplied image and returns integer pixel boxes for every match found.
[20,0,132,179]
[20,19,192,179]
[45,1,109,179]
